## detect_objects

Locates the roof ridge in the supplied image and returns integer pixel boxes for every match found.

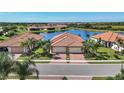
[51,36,68,45]
[107,32,114,42]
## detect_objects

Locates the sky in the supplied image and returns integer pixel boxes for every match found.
[0,12,124,22]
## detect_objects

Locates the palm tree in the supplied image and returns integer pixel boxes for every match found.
[21,40,28,54]
[0,52,14,80]
[14,59,39,80]
[83,39,99,57]
[21,38,36,54]
[86,33,90,39]
[42,40,51,56]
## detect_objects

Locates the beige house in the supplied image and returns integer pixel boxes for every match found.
[0,32,42,54]
[91,31,124,51]
[50,32,84,53]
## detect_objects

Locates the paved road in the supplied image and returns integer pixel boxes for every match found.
[36,64,122,76]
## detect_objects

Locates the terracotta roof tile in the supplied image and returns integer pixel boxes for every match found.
[51,32,83,43]
[92,31,122,42]
[51,32,83,47]
[118,34,124,41]
[0,32,42,47]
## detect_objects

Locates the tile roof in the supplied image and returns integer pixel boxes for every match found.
[0,32,42,47]
[51,32,83,43]
[118,34,124,41]
[51,32,83,47]
[92,31,124,42]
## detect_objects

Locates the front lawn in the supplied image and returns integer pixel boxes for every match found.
[92,77,107,80]
[85,47,124,60]
[17,47,52,60]
[97,47,124,60]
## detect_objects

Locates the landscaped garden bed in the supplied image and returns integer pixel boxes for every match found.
[17,48,52,60]
[85,47,124,60]
[92,77,107,80]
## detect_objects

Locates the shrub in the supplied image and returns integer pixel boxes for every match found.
[63,76,68,80]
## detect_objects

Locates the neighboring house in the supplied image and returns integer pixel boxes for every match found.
[0,32,42,54]
[91,31,124,51]
[50,32,84,53]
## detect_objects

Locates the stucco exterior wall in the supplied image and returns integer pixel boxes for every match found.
[9,46,24,54]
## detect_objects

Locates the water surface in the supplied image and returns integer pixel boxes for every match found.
[40,30,124,41]
[40,30,101,40]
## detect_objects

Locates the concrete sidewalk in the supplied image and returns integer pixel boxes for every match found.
[39,75,92,80]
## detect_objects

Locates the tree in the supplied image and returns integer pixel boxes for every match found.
[62,76,68,80]
[116,38,124,53]
[21,38,36,54]
[83,39,99,57]
[37,40,51,56]
[0,52,14,80]
[86,33,90,39]
[84,23,92,28]
[14,59,39,80]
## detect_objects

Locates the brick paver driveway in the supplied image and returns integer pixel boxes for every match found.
[51,53,87,63]
[69,54,85,60]
[51,54,66,63]
[52,54,66,60]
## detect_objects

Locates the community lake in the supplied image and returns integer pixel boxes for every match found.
[40,29,124,40]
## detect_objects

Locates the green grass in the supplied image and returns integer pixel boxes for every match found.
[86,47,124,60]
[31,29,67,33]
[77,28,124,32]
[0,35,9,41]
[112,26,124,30]
[34,48,44,54]
[33,56,51,60]
[17,48,51,61]
[97,47,124,60]
[92,77,107,80]
[97,47,115,57]
[17,55,51,60]
[7,76,38,79]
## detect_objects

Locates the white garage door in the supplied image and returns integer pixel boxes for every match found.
[69,47,82,53]
[53,47,66,53]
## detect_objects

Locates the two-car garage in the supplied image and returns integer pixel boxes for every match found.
[50,32,84,54]
[52,46,83,53]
